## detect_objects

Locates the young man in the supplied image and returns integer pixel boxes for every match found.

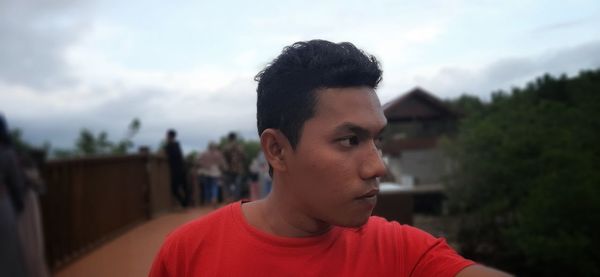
[150,40,510,276]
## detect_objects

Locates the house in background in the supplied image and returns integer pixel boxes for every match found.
[381,87,460,213]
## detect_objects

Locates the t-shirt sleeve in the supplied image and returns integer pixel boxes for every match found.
[398,224,475,277]
[148,231,186,277]
[148,241,170,277]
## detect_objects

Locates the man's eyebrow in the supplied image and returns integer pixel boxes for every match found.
[334,122,386,137]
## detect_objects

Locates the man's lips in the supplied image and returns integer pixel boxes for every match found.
[356,188,378,209]
[357,188,379,199]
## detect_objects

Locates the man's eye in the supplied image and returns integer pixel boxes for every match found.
[339,136,359,147]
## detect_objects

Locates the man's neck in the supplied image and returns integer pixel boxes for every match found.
[241,187,332,238]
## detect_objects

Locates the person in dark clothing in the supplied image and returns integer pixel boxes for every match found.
[0,114,26,277]
[222,132,246,202]
[164,129,190,208]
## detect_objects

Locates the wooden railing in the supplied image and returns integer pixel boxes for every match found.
[40,153,172,270]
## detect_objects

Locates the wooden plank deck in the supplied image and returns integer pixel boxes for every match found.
[54,206,217,277]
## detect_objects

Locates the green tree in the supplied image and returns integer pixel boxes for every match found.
[75,129,113,155]
[445,69,600,276]
[242,140,261,163]
[58,118,142,158]
[444,94,485,117]
[9,128,49,155]
[112,118,141,154]
[185,150,199,168]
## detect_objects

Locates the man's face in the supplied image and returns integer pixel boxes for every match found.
[285,86,387,227]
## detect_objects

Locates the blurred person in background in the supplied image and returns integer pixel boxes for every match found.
[164,129,190,208]
[196,142,227,208]
[15,148,50,277]
[221,132,246,202]
[0,114,26,277]
[248,156,260,200]
[255,150,271,198]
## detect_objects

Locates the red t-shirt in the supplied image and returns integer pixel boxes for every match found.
[150,202,474,276]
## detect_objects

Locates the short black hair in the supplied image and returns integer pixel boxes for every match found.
[167,129,177,139]
[255,39,382,148]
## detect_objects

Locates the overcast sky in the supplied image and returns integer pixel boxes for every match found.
[1,0,599,154]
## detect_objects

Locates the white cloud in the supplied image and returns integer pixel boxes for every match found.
[411,40,600,99]
[0,0,92,89]
[2,0,599,154]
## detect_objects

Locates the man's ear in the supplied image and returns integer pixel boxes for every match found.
[260,129,290,173]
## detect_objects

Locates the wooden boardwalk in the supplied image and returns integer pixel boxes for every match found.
[54,206,217,277]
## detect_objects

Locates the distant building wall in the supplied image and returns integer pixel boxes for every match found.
[387,146,451,185]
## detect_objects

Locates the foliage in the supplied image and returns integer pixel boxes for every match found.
[54,118,142,158]
[113,118,141,154]
[445,69,600,276]
[8,128,50,166]
[9,128,50,155]
[184,150,199,170]
[75,129,113,155]
[242,140,261,163]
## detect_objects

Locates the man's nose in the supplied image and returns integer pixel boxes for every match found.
[360,141,387,180]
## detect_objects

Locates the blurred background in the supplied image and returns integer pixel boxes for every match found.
[1,0,599,276]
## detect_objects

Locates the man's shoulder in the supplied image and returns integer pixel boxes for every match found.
[151,204,239,276]
[363,215,405,233]
[361,216,475,276]
[162,204,234,247]
[361,215,437,242]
